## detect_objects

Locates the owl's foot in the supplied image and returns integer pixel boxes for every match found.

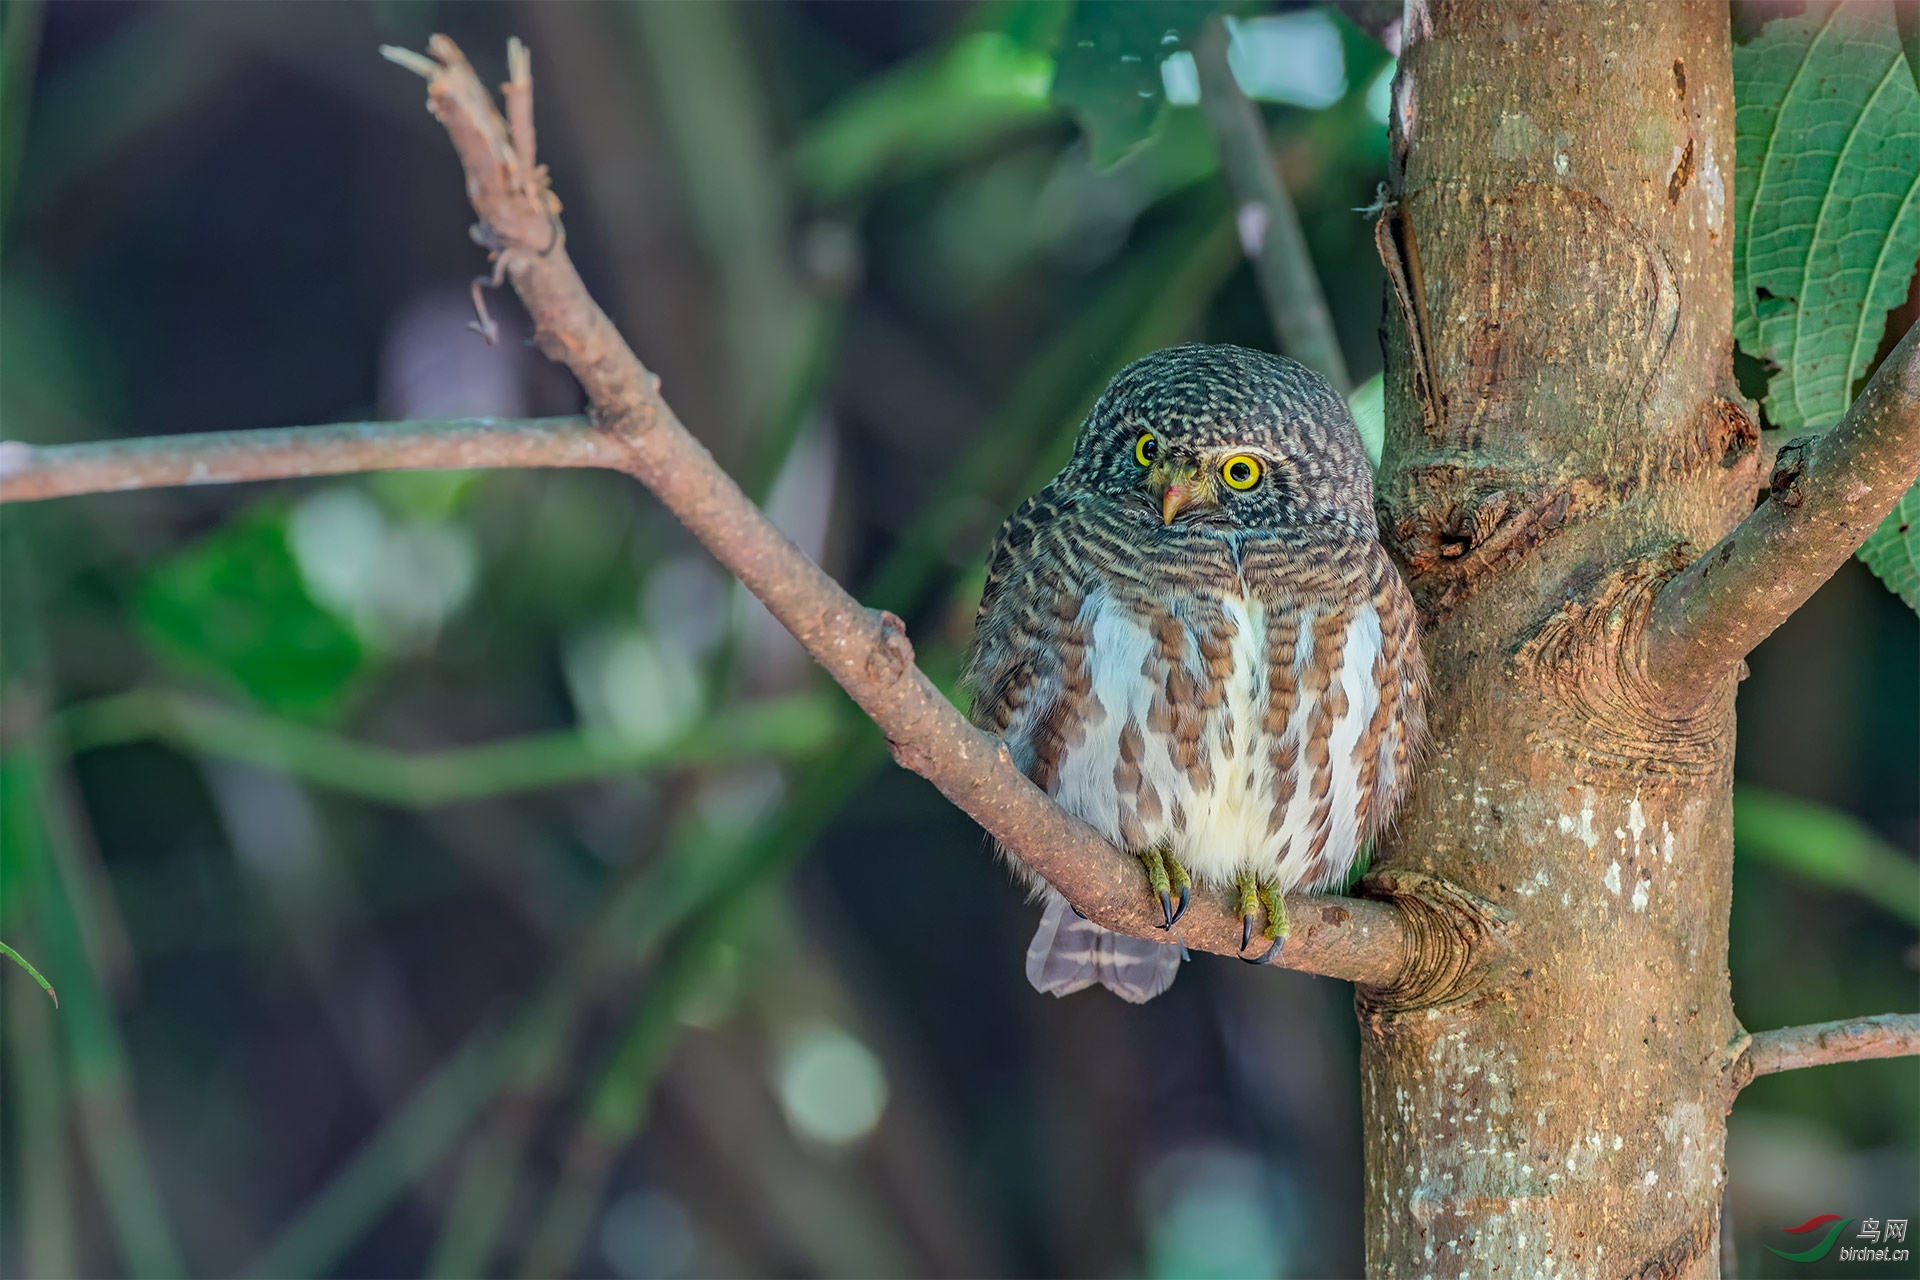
[1137,847,1192,929]
[1234,873,1289,966]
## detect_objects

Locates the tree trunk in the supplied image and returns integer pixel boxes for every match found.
[1368,3,1752,1274]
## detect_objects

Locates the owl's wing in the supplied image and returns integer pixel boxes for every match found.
[962,485,1076,743]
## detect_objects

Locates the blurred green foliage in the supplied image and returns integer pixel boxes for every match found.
[1734,785,1920,925]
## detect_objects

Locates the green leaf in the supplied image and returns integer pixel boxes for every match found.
[1858,479,1920,609]
[1050,0,1212,168]
[791,29,1056,202]
[1732,1,1920,434]
[137,506,369,722]
[0,937,58,1005]
[1733,784,1920,926]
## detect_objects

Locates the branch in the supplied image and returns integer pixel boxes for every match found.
[0,37,1425,988]
[1735,1012,1920,1090]
[57,689,838,808]
[1193,17,1352,394]
[1644,319,1920,703]
[0,417,610,501]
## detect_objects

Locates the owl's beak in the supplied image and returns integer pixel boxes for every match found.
[1152,461,1209,525]
[1160,485,1188,526]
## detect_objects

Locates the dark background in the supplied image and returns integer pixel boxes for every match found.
[1,3,1913,1277]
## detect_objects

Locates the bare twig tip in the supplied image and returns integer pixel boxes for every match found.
[378,44,440,80]
[0,441,33,479]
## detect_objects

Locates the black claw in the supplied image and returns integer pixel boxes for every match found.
[1178,941,1191,962]
[1157,890,1176,930]
[1241,936,1285,967]
[1071,904,1088,920]
[1240,912,1255,952]
[1168,884,1190,927]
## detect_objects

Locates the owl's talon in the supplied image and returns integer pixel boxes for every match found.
[1137,846,1192,931]
[1167,857,1192,926]
[1259,877,1291,944]
[1242,935,1285,966]
[1234,871,1260,952]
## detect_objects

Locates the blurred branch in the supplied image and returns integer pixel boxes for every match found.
[2,736,184,1277]
[242,1018,513,1280]
[1329,2,1403,50]
[1732,785,1920,925]
[59,688,838,807]
[0,0,44,236]
[1644,319,1920,706]
[1193,16,1352,394]
[252,734,864,1278]
[517,734,883,1276]
[1735,1013,1920,1089]
[0,415,609,501]
[4,928,76,1277]
[249,834,674,1278]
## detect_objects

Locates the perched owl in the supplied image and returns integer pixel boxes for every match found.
[962,344,1426,1002]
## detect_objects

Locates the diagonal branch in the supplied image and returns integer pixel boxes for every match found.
[0,37,1431,989]
[1734,1012,1920,1090]
[1644,319,1920,705]
[1193,16,1351,394]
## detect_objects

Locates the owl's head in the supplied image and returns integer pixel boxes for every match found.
[1064,343,1375,532]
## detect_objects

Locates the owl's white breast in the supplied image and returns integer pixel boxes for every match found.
[1048,587,1384,893]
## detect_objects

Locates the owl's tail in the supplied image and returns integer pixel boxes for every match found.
[1025,890,1183,1003]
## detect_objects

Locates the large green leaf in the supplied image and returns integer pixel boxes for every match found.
[137,507,369,722]
[1732,1,1920,434]
[1050,1,1211,167]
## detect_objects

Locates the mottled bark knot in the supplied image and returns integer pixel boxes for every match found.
[864,609,914,685]
[1721,1026,1757,1095]
[1767,434,1815,508]
[1699,395,1761,472]
[1351,869,1509,1014]
[1386,476,1575,626]
[1514,550,1733,776]
[1631,1206,1721,1280]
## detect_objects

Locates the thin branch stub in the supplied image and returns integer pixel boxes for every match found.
[1735,1011,1920,1089]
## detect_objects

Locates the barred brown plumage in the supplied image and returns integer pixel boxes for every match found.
[963,344,1427,1002]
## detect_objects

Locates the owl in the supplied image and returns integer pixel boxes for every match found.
[962,344,1426,1002]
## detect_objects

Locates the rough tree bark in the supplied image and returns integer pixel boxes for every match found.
[1369,4,1753,1273]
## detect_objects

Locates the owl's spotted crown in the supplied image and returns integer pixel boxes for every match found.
[1065,343,1376,532]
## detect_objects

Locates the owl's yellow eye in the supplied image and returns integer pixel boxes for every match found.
[1221,455,1262,490]
[1134,433,1158,467]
